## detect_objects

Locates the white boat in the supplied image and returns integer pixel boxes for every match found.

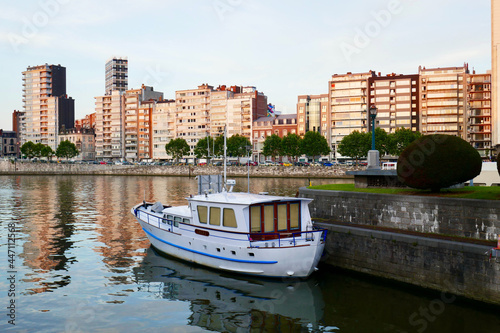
[131,129,326,278]
[131,180,326,278]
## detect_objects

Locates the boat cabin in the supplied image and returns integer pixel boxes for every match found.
[189,193,308,240]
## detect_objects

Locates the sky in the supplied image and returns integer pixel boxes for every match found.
[0,0,492,131]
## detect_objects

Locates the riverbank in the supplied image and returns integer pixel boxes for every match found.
[0,160,355,178]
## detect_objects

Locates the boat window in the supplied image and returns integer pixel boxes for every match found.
[277,204,287,231]
[290,203,300,229]
[223,208,237,228]
[197,206,208,224]
[167,215,173,225]
[263,205,274,233]
[210,207,221,226]
[183,218,190,224]
[250,205,261,232]
[174,216,182,227]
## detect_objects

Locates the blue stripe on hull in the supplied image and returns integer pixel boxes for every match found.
[142,227,278,264]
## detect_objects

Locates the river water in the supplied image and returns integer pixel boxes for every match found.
[0,175,499,332]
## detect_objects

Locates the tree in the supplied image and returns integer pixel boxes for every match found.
[56,140,79,160]
[33,143,45,158]
[300,131,330,162]
[337,131,370,163]
[213,135,225,157]
[262,134,282,161]
[281,133,302,162]
[387,127,421,156]
[194,136,215,162]
[165,138,190,162]
[20,141,36,159]
[397,134,482,192]
[372,127,389,155]
[41,145,55,160]
[227,134,251,157]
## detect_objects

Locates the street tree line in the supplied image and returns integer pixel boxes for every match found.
[164,131,331,162]
[165,134,253,163]
[337,127,422,162]
[20,140,79,160]
[165,128,416,163]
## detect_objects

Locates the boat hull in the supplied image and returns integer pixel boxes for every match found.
[134,214,326,278]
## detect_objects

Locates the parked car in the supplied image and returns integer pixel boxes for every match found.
[282,162,292,167]
[264,160,275,166]
[99,161,107,165]
[294,161,310,167]
[322,161,334,167]
[246,161,258,166]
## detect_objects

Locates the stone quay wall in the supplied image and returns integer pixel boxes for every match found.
[316,223,500,305]
[0,160,356,179]
[300,188,500,241]
[299,188,500,305]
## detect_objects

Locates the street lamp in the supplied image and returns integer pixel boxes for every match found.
[369,105,377,150]
[367,105,380,170]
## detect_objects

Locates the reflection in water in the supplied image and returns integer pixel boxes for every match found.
[2,175,499,332]
[134,247,326,332]
[19,177,78,293]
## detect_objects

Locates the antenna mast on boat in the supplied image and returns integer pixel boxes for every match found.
[223,125,227,188]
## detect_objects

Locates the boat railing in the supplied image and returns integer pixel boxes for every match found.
[248,228,327,248]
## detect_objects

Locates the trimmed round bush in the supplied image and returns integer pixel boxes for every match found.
[397,134,482,191]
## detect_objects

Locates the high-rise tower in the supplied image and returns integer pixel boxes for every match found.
[105,57,128,95]
[21,64,74,151]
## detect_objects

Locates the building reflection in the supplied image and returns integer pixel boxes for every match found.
[19,177,76,294]
[133,247,325,332]
[92,176,154,283]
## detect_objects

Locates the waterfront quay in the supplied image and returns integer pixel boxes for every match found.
[300,187,500,306]
[0,160,356,178]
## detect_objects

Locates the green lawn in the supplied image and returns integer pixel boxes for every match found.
[308,183,500,200]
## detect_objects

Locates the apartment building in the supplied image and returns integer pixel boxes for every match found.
[59,128,96,161]
[368,73,420,133]
[95,85,163,161]
[21,64,75,151]
[123,85,163,161]
[152,99,176,160]
[467,72,492,157]
[0,130,17,158]
[419,65,469,138]
[105,57,128,95]
[210,85,268,141]
[95,90,123,160]
[175,84,212,157]
[75,113,96,130]
[252,114,297,162]
[296,94,329,137]
[329,71,376,151]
